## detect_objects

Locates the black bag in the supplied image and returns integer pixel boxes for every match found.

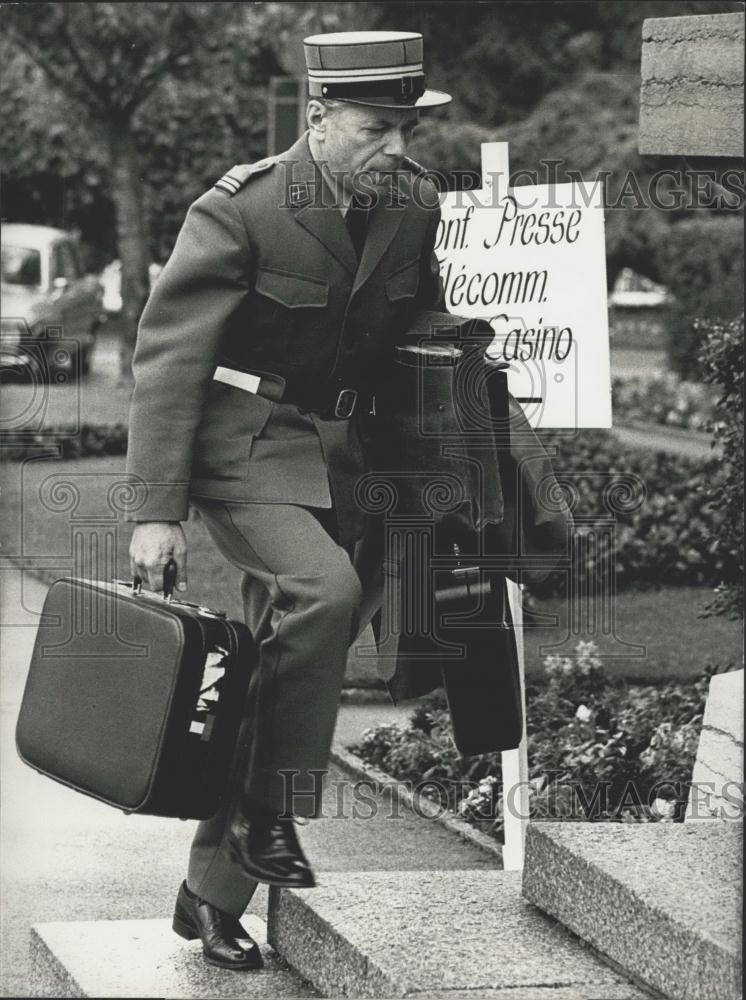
[15,560,255,820]
[437,565,522,756]
[381,537,523,755]
[371,334,524,753]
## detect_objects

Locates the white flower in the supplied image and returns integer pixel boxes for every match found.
[652,798,676,820]
[543,654,564,676]
[575,704,592,723]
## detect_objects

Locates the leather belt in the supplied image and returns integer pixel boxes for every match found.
[213,365,373,420]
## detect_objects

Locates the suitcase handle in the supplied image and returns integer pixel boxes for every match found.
[132,558,178,599]
[116,562,227,617]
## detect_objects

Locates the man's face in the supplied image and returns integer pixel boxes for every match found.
[314,102,420,200]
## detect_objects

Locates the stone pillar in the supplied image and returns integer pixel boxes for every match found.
[686,669,744,822]
[639,12,744,158]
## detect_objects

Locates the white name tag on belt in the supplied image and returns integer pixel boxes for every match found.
[213,365,261,393]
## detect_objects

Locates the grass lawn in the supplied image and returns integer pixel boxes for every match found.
[0,454,246,617]
[2,454,741,686]
[521,588,741,683]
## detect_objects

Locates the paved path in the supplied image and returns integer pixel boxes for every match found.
[612,422,717,460]
[609,348,667,379]
[0,569,495,998]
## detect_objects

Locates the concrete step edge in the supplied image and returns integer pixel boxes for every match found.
[522,823,742,1000]
[266,870,654,999]
[30,925,84,998]
[268,886,406,998]
[28,915,323,999]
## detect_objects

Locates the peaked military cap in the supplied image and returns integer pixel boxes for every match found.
[303,30,451,109]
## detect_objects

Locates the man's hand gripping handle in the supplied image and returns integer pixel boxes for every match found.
[129,521,188,593]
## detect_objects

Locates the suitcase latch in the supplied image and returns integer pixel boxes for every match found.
[450,543,480,595]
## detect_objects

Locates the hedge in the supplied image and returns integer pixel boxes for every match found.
[697,314,744,618]
[2,423,128,461]
[657,217,744,381]
[3,420,737,594]
[531,428,737,593]
[611,373,715,431]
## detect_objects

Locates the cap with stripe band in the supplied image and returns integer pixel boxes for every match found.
[303,30,451,109]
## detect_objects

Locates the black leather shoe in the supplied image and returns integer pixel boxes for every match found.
[172,880,263,970]
[227,802,317,889]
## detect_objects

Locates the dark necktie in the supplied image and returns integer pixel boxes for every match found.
[345,193,369,260]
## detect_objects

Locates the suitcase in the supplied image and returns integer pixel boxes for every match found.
[15,560,256,820]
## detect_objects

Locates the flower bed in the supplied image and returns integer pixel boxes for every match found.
[349,642,725,844]
[3,418,737,596]
[611,373,715,431]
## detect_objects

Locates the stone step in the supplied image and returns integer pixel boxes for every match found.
[522,822,742,1000]
[29,915,320,998]
[266,870,654,999]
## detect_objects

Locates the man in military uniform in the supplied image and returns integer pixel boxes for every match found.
[126,30,452,970]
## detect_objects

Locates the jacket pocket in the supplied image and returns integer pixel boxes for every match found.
[191,381,273,482]
[385,256,420,301]
[255,266,329,308]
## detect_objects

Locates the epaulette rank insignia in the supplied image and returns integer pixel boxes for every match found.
[214,158,276,196]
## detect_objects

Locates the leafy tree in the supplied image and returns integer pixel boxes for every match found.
[2,2,254,377]
[3,0,742,379]
[409,69,674,289]
[408,68,740,303]
[0,34,114,266]
[371,1,742,128]
[402,3,744,357]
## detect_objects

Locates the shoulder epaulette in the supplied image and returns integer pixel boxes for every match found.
[214,158,277,196]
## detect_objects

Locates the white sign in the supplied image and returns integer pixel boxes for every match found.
[435,143,611,429]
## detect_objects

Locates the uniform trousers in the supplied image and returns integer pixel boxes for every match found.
[185,495,385,916]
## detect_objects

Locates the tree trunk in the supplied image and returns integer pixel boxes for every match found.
[107,123,150,382]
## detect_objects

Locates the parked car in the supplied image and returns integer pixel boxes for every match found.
[1,223,105,380]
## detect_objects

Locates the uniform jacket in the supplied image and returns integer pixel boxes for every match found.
[124,130,445,545]
[124,135,572,741]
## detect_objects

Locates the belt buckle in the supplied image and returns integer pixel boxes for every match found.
[334,388,357,418]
